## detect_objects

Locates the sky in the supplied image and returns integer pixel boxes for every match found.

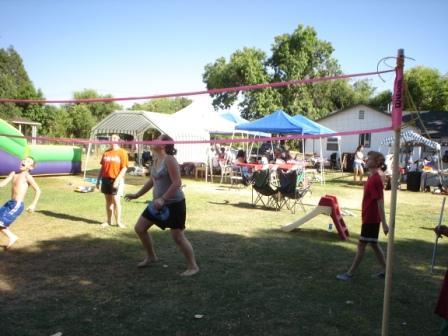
[0,0,447,106]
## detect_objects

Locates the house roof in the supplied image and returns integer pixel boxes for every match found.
[402,111,448,139]
[316,104,391,121]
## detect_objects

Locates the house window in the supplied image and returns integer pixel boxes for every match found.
[326,137,339,151]
[358,110,365,119]
[359,133,371,148]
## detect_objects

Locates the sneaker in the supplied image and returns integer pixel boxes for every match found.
[336,272,353,281]
[117,223,126,229]
[373,272,385,279]
[101,222,110,228]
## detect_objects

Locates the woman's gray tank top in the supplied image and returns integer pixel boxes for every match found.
[151,157,184,204]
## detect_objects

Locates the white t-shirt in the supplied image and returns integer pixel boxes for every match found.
[354,151,364,164]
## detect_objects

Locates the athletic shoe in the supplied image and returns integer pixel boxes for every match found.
[336,272,353,281]
[373,272,385,279]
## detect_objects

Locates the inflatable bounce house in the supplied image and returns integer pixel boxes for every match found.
[0,119,82,176]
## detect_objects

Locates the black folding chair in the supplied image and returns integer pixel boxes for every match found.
[277,169,311,214]
[251,169,280,210]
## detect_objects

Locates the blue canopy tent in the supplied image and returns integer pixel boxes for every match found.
[235,109,313,165]
[292,114,342,174]
[292,114,336,135]
[219,110,248,125]
[215,110,270,167]
[236,110,315,134]
[236,110,336,182]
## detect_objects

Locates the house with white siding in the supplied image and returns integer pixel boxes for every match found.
[305,104,394,161]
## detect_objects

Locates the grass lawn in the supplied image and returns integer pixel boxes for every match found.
[0,169,447,335]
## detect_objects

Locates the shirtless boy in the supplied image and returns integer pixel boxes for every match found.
[0,157,41,249]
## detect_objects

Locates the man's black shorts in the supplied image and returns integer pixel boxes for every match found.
[359,223,380,243]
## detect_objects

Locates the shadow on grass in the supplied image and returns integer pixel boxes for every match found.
[266,227,347,243]
[207,200,362,216]
[0,229,445,335]
[37,210,103,225]
[208,200,283,211]
[84,169,149,187]
[324,179,365,187]
[420,226,437,232]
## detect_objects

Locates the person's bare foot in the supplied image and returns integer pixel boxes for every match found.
[180,267,199,277]
[5,235,18,250]
[137,257,159,268]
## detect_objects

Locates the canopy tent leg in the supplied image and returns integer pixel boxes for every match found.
[228,131,235,159]
[437,152,444,187]
[320,137,324,185]
[255,135,260,162]
[244,133,249,159]
[248,135,255,162]
[83,134,94,180]
[136,132,143,167]
[209,155,214,183]
[338,138,343,174]
[302,132,305,165]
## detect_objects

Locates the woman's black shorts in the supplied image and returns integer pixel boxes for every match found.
[141,199,186,230]
[100,177,123,196]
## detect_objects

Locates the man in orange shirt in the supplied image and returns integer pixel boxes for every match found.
[96,134,128,228]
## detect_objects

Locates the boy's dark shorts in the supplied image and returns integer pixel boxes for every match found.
[141,199,186,230]
[359,223,380,243]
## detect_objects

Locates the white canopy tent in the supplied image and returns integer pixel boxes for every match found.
[173,98,237,135]
[174,98,271,176]
[379,130,444,181]
[380,130,441,152]
[173,97,270,137]
[84,110,210,176]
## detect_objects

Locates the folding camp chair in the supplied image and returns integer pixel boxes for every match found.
[278,169,311,214]
[251,169,280,210]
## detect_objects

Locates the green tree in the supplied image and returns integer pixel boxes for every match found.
[369,90,392,112]
[0,46,44,120]
[269,25,345,118]
[73,89,121,120]
[441,76,448,111]
[203,25,356,120]
[42,105,72,137]
[53,89,121,138]
[404,66,448,111]
[65,104,95,138]
[130,97,192,113]
[351,79,375,105]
